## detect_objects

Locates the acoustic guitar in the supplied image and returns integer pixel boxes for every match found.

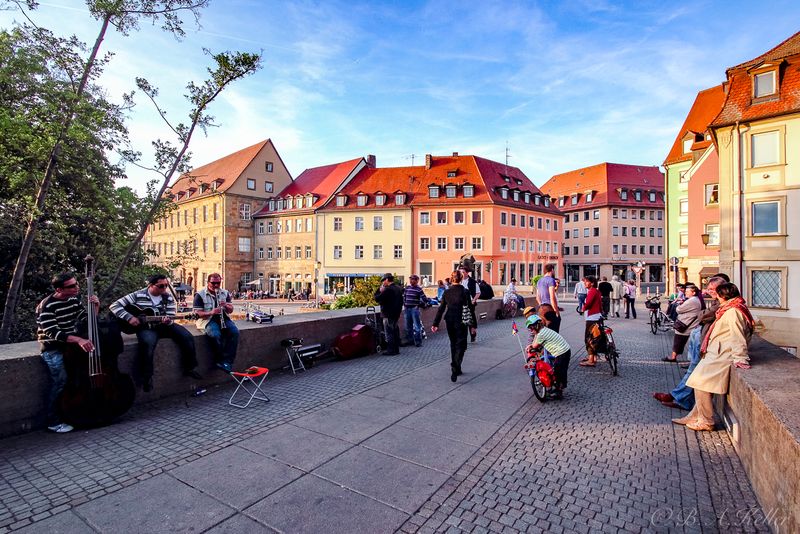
[118,303,198,334]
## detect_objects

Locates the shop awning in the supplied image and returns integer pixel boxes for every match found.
[698,267,719,277]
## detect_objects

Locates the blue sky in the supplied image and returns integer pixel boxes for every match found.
[2,1,799,193]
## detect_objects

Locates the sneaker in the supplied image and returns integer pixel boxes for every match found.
[47,423,74,433]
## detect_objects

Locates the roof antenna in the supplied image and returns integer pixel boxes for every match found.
[403,154,416,166]
[504,141,512,175]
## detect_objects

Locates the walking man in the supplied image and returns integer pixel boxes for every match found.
[193,274,239,373]
[610,275,624,318]
[403,274,426,347]
[574,277,588,312]
[598,276,613,319]
[374,273,403,355]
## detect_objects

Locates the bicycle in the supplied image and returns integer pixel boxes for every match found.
[598,320,620,376]
[645,295,673,334]
[524,347,557,402]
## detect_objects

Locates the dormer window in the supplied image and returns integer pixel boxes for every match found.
[514,179,523,185]
[499,187,509,199]
[336,195,347,207]
[445,185,457,198]
[305,194,313,208]
[447,170,457,178]
[544,197,550,207]
[570,194,579,205]
[463,185,474,198]
[199,184,206,194]
[619,189,628,201]
[186,188,195,198]
[585,191,593,203]
[683,136,694,154]
[558,196,565,207]
[534,194,541,205]
[286,197,293,209]
[512,190,520,202]
[375,193,386,206]
[753,70,776,98]
[268,200,275,211]
[428,185,440,198]
[502,175,511,183]
[395,193,405,205]
[524,192,530,204]
[648,191,656,202]
[357,194,368,206]
[276,199,284,210]
[634,190,642,202]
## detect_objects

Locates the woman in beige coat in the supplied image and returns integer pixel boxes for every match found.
[673,283,754,431]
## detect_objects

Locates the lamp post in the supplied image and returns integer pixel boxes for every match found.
[701,233,710,247]
[314,261,322,307]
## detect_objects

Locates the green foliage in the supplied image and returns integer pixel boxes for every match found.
[330,276,382,309]
[531,275,543,287]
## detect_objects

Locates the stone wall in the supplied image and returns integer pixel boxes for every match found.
[0,300,502,438]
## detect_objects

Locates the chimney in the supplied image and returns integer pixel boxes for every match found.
[425,154,432,170]
[452,152,458,157]
[366,154,376,168]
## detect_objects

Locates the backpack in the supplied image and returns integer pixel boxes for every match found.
[478,280,494,300]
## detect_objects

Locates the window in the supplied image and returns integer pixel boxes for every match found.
[393,245,403,259]
[267,247,273,260]
[513,190,520,202]
[445,185,457,198]
[510,239,517,252]
[538,218,543,230]
[471,237,482,250]
[572,229,578,238]
[286,197,293,209]
[524,192,530,204]
[240,203,251,220]
[573,246,578,255]
[586,191,594,203]
[631,210,637,219]
[639,210,645,219]
[621,245,627,255]
[306,218,313,232]
[521,216,527,228]
[394,216,402,230]
[657,228,663,238]
[357,194,368,206]
[354,217,364,231]
[213,236,218,252]
[679,232,689,248]
[537,241,543,252]
[437,237,448,250]
[583,228,590,237]
[284,220,291,233]
[428,186,440,198]
[583,211,589,221]
[500,212,507,225]
[193,208,197,224]
[649,228,655,237]
[751,130,779,167]
[247,178,256,190]
[634,190,642,202]
[751,270,782,308]
[632,227,638,237]
[500,238,507,251]
[265,181,273,193]
[355,245,364,259]
[276,247,282,259]
[520,240,526,251]
[571,194,578,205]
[705,184,719,205]
[375,194,386,206]
[336,195,347,206]
[333,245,342,259]
[238,237,251,253]
[572,213,578,222]
[454,211,465,224]
[612,209,618,219]
[621,209,628,219]
[753,71,776,98]
[305,246,312,259]
[463,185,474,197]
[558,196,565,207]
[437,212,447,224]
[620,189,628,200]
[649,245,655,255]
[395,193,405,205]
[553,242,558,253]
[499,188,508,199]
[296,219,303,232]
[658,245,663,255]
[612,244,619,254]
[583,245,589,255]
[546,219,551,231]
[373,216,383,231]
[420,212,430,224]
[622,227,628,237]
[420,237,430,250]
[255,247,263,260]
[373,245,382,259]
[593,210,600,220]
[257,221,265,235]
[285,246,291,259]
[510,213,517,226]
[265,161,274,172]
[751,200,779,235]
[593,227,600,237]
[612,226,619,236]
[333,217,342,231]
[593,245,599,254]
[295,246,301,259]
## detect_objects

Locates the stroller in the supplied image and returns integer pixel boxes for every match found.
[365,306,386,353]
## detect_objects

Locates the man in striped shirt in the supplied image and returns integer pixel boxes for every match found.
[403,274,427,347]
[110,274,199,392]
[36,272,98,433]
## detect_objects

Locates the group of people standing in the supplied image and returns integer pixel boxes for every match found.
[575,275,637,319]
[37,272,241,433]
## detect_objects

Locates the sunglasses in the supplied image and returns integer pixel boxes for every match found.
[62,283,79,289]
[209,281,221,285]
[154,283,169,289]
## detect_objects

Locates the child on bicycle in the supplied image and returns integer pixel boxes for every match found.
[525,314,571,398]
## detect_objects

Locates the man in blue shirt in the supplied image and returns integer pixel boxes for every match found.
[536,263,560,318]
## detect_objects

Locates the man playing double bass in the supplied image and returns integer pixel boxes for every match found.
[193,273,239,373]
[110,274,201,392]
[36,273,99,433]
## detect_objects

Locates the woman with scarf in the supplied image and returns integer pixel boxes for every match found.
[672,283,755,431]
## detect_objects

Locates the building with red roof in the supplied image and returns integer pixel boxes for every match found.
[318,153,563,289]
[144,139,292,291]
[540,163,665,289]
[662,85,725,290]
[709,31,800,352]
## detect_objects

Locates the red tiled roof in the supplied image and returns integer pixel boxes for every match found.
[321,154,559,214]
[664,85,725,166]
[540,163,664,211]
[711,32,800,127]
[168,140,274,197]
[253,158,364,216]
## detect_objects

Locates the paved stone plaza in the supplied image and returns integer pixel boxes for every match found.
[0,308,769,533]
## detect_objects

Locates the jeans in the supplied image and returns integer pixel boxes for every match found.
[576,293,586,311]
[671,327,702,409]
[404,307,422,346]
[625,297,637,319]
[383,316,400,353]
[136,323,198,382]
[205,318,240,366]
[41,349,68,426]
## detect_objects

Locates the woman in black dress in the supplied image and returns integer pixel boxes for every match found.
[431,270,471,382]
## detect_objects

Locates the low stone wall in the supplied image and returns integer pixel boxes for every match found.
[725,336,800,533]
[0,300,502,438]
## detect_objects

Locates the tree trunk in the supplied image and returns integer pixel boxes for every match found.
[0,14,113,344]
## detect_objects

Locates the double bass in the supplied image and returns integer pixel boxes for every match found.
[60,256,136,428]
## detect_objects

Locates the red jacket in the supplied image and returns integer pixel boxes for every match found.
[584,287,602,316]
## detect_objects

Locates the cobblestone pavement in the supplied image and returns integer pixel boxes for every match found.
[0,307,769,533]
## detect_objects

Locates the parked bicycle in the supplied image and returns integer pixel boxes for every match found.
[645,295,673,334]
[525,346,557,402]
[587,319,620,376]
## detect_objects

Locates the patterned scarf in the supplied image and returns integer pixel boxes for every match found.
[700,297,755,354]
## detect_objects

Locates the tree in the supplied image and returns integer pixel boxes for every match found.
[330,276,382,309]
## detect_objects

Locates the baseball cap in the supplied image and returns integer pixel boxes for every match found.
[381,273,394,281]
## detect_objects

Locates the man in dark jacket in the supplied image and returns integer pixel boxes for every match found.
[374,273,403,355]
[598,277,613,319]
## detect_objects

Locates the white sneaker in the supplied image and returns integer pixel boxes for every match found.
[47,423,74,433]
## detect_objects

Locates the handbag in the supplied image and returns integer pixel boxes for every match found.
[462,304,473,325]
[673,319,689,333]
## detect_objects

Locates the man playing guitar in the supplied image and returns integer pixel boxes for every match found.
[193,273,239,373]
[110,274,201,392]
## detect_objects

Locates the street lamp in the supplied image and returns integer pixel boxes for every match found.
[701,233,710,246]
[314,261,322,307]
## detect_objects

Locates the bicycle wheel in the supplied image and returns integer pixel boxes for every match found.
[511,301,518,318]
[530,372,547,402]
[607,348,619,376]
[649,311,658,334]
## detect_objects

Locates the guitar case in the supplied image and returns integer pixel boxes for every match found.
[332,324,374,360]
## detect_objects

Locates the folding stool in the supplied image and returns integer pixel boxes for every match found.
[228,366,270,408]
